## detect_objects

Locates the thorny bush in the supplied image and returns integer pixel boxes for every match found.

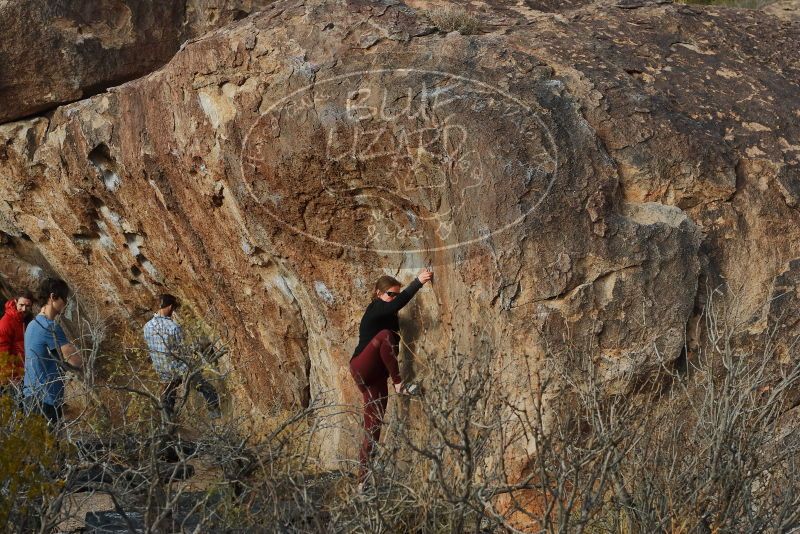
[2,289,800,533]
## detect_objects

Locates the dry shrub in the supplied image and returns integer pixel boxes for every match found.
[425,6,481,35]
[0,396,63,532]
[676,0,777,8]
[13,286,800,533]
[322,287,800,533]
[500,287,800,532]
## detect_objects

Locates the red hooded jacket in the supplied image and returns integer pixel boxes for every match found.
[0,299,25,381]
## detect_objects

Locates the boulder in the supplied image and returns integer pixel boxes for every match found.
[0,0,274,123]
[0,0,798,464]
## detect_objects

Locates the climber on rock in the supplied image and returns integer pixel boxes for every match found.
[23,278,82,426]
[143,293,222,420]
[350,267,433,484]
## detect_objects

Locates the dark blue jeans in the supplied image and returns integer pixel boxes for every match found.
[162,375,220,417]
[24,396,63,426]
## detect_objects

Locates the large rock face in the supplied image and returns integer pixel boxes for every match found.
[0,0,798,462]
[0,0,274,123]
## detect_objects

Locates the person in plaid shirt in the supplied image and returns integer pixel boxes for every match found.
[143,294,220,419]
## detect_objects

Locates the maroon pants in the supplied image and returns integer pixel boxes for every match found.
[350,329,401,480]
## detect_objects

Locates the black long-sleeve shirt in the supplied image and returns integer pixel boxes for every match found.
[352,278,423,357]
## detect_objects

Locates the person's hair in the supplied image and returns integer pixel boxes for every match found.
[374,275,401,298]
[17,290,34,302]
[158,293,180,310]
[37,278,69,304]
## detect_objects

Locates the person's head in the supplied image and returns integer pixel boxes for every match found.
[158,293,180,316]
[374,275,402,302]
[15,290,34,314]
[38,278,70,315]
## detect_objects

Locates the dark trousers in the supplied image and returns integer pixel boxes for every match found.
[162,375,220,417]
[40,402,63,426]
[349,329,401,480]
[23,397,63,426]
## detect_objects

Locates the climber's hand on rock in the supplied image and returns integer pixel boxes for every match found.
[394,382,403,394]
[417,269,433,285]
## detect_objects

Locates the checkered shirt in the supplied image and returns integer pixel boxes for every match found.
[143,314,187,381]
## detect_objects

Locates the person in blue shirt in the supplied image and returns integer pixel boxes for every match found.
[23,278,82,425]
[143,294,221,420]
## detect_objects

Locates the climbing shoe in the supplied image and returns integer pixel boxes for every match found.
[400,383,421,396]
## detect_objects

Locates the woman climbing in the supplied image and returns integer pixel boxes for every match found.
[350,268,434,483]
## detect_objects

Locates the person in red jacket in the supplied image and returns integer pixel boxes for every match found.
[0,290,34,384]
